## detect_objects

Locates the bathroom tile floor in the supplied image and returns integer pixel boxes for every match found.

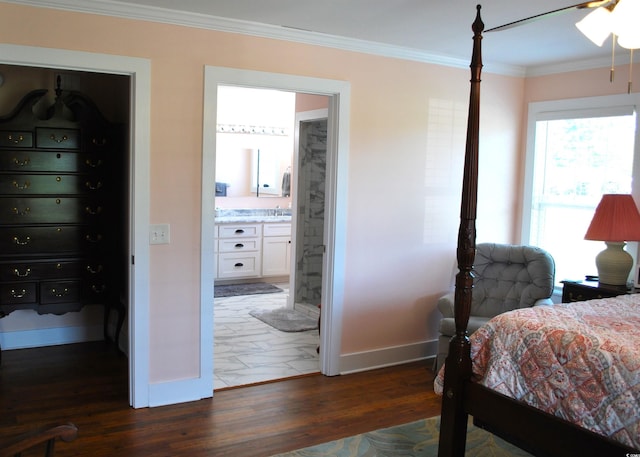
[213,283,320,390]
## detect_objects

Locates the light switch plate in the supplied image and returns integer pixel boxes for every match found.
[150,224,170,245]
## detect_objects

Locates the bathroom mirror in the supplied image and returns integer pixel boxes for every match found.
[215,86,294,198]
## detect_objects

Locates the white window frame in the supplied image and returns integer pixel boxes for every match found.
[522,93,640,290]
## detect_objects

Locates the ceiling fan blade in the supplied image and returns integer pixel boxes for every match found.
[486,1,614,32]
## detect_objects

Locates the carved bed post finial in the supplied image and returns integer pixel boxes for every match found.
[438,5,484,457]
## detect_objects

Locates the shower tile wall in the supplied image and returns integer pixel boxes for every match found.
[295,119,327,308]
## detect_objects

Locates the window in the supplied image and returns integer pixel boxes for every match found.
[523,94,640,286]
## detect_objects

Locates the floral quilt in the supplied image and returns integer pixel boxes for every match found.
[435,294,640,448]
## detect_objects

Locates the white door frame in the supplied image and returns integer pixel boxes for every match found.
[0,44,152,408]
[202,67,350,377]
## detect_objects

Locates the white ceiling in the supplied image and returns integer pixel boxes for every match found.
[11,0,628,75]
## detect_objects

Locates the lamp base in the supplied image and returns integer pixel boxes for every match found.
[595,241,633,286]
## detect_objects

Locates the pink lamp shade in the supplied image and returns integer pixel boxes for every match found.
[585,194,640,242]
[584,194,640,285]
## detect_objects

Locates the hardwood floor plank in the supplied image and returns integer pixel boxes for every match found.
[0,342,440,456]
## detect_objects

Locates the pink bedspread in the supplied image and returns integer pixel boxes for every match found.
[434,294,640,448]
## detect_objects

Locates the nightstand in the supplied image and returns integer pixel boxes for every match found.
[561,279,635,303]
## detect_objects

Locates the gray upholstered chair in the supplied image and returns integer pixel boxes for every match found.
[435,243,555,372]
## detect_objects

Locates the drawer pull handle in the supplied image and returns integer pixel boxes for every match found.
[235,229,245,234]
[85,180,103,190]
[7,134,25,144]
[49,133,69,143]
[86,264,104,274]
[85,206,103,215]
[92,137,108,146]
[12,180,30,190]
[12,207,30,216]
[85,234,103,243]
[91,284,107,293]
[85,158,103,168]
[13,268,31,277]
[50,288,69,297]
[234,243,244,248]
[12,157,30,167]
[234,262,244,267]
[10,288,28,298]
[13,236,31,246]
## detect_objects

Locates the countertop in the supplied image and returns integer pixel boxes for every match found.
[215,216,292,224]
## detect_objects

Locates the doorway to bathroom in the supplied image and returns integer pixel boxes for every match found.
[201,66,350,391]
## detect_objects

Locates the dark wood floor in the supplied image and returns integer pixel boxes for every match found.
[0,342,441,456]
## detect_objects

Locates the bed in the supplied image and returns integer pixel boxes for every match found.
[436,6,640,457]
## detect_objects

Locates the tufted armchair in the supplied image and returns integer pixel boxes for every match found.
[435,243,555,372]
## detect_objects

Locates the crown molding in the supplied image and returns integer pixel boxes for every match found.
[3,0,529,77]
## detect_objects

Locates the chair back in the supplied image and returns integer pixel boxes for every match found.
[471,243,555,317]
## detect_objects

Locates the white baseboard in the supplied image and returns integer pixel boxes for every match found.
[339,340,437,375]
[0,325,103,350]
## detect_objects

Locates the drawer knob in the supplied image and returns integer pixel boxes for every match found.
[234,243,244,248]
[50,288,69,297]
[12,236,31,246]
[85,205,103,215]
[10,288,28,298]
[12,207,30,216]
[49,133,69,143]
[234,262,244,268]
[85,180,103,190]
[86,264,104,274]
[7,134,24,144]
[85,158,103,168]
[12,180,30,190]
[13,268,31,277]
[12,157,30,167]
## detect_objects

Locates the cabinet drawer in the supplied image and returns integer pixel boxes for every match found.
[218,253,261,279]
[36,128,80,150]
[218,239,259,253]
[263,223,292,237]
[0,260,83,281]
[0,151,108,173]
[0,131,33,148]
[0,197,107,225]
[0,226,108,255]
[0,174,105,195]
[40,280,82,304]
[0,282,37,305]
[218,224,261,238]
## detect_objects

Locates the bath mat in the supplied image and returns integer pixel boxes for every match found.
[249,307,318,332]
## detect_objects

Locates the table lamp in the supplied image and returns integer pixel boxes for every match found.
[584,194,640,286]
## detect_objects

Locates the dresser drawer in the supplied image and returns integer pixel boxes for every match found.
[0,282,37,305]
[218,253,261,279]
[36,128,80,150]
[0,197,107,225]
[0,174,105,195]
[0,131,34,148]
[0,226,108,255]
[0,260,84,281]
[39,280,82,304]
[218,238,259,253]
[218,224,262,238]
[0,151,108,173]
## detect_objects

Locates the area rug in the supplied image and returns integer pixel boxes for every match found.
[271,416,532,456]
[214,283,283,298]
[249,307,318,332]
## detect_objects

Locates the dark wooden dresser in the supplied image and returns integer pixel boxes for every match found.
[0,85,125,359]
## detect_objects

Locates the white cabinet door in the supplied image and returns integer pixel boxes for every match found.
[262,235,291,276]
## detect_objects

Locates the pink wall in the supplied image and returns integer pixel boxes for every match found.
[0,3,525,381]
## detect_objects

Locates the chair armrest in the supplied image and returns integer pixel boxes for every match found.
[437,292,455,317]
[533,298,554,306]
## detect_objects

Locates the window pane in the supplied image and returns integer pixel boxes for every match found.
[530,114,636,284]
